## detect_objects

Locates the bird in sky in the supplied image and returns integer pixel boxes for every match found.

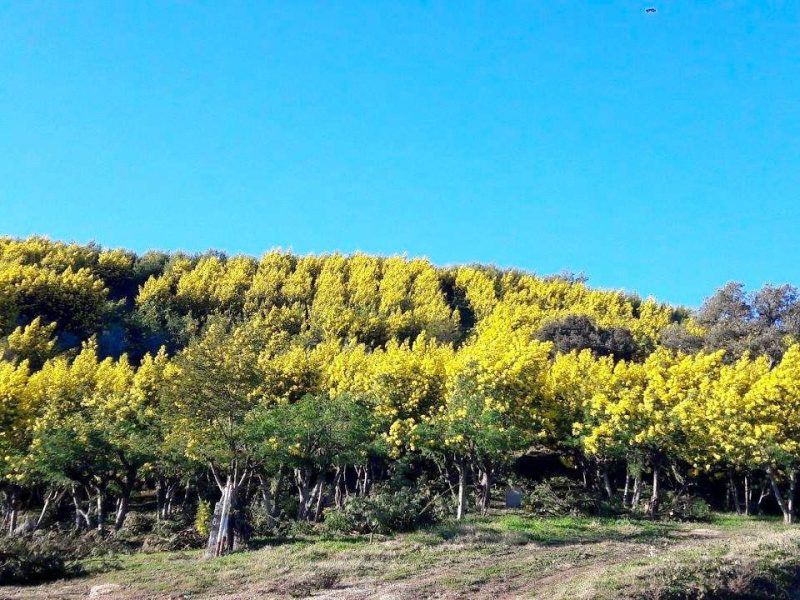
[645,7,657,13]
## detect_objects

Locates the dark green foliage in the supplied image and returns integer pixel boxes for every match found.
[119,511,156,536]
[536,315,638,361]
[323,488,442,535]
[660,492,713,522]
[524,477,612,517]
[698,281,800,362]
[0,535,77,584]
[141,519,204,552]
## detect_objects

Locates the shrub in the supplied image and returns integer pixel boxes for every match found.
[195,501,212,537]
[287,519,316,537]
[247,497,279,537]
[141,527,204,552]
[119,511,156,536]
[660,492,712,522]
[524,477,610,517]
[323,488,440,535]
[0,535,80,584]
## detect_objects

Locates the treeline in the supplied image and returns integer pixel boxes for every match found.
[1,236,799,557]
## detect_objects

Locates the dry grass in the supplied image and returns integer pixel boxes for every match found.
[1,513,798,600]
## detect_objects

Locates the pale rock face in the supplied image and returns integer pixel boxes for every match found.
[88,583,122,598]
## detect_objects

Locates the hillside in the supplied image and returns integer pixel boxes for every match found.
[3,513,800,600]
[2,236,800,598]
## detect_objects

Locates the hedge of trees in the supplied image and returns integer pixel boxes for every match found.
[1,237,800,557]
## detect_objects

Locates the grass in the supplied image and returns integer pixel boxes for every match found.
[2,512,799,599]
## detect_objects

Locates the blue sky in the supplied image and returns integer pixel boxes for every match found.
[2,1,799,307]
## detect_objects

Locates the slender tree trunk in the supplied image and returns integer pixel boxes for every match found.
[156,478,165,522]
[270,467,282,522]
[744,474,751,517]
[363,463,372,496]
[478,468,492,515]
[34,488,64,531]
[313,480,325,522]
[456,459,468,521]
[622,473,631,508]
[114,494,130,531]
[181,477,193,512]
[757,479,771,515]
[647,466,659,517]
[767,467,795,525]
[114,468,137,531]
[334,467,344,509]
[164,482,177,518]
[729,470,741,515]
[7,487,19,536]
[601,463,613,500]
[95,486,106,535]
[295,468,313,521]
[632,474,642,509]
[258,475,274,528]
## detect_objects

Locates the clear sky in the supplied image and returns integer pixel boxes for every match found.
[2,1,799,307]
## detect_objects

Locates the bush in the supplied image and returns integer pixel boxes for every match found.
[119,511,156,536]
[247,497,279,537]
[660,492,712,522]
[195,501,211,537]
[287,519,316,537]
[141,527,204,552]
[323,488,441,535]
[0,535,81,584]
[524,477,611,517]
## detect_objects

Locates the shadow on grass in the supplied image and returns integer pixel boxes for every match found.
[247,533,372,551]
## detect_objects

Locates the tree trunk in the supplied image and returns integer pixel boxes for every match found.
[744,474,751,517]
[163,480,179,519]
[295,468,319,521]
[205,477,241,558]
[478,468,492,515]
[114,494,130,531]
[156,478,165,522]
[601,463,613,500]
[622,473,631,508]
[34,488,64,531]
[95,486,106,535]
[456,459,468,520]
[114,468,137,531]
[334,467,344,509]
[7,487,19,536]
[767,467,795,525]
[362,464,371,497]
[257,475,274,529]
[757,479,771,515]
[181,477,193,512]
[632,474,642,509]
[313,480,325,522]
[728,470,741,515]
[647,465,659,517]
[71,486,92,530]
